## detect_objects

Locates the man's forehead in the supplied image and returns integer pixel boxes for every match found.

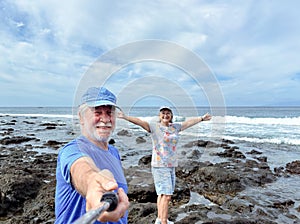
[91,105,113,111]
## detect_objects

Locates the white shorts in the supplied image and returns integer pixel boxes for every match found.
[151,167,176,195]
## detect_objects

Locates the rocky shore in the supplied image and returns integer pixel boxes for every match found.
[1,118,300,223]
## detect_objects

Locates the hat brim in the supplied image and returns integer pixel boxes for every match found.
[86,100,122,110]
[159,106,172,112]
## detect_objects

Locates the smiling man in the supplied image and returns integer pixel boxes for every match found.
[55,87,129,224]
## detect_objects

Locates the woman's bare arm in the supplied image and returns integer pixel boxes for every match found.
[118,111,151,132]
[181,113,212,131]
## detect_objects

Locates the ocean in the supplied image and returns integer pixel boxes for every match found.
[0,106,299,146]
[2,106,298,144]
[1,106,299,168]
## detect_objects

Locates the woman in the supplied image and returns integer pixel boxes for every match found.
[118,106,212,224]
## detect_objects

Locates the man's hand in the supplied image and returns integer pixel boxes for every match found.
[71,158,129,222]
[85,169,119,211]
[97,187,129,222]
[85,169,129,222]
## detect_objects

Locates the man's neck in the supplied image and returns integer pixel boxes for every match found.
[83,135,109,150]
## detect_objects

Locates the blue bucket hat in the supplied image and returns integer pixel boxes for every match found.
[81,87,121,109]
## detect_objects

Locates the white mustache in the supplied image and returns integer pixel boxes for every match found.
[96,122,112,128]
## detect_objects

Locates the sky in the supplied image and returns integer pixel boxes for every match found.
[1,0,300,107]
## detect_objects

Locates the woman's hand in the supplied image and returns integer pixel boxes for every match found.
[117,111,126,119]
[202,113,212,121]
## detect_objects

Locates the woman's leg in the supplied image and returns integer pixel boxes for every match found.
[159,194,171,224]
[157,194,162,219]
[152,167,175,223]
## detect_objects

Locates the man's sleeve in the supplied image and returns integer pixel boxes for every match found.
[58,141,86,184]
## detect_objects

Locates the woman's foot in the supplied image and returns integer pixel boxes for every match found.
[155,218,174,224]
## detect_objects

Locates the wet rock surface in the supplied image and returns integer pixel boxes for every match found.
[0,119,299,223]
[0,147,56,224]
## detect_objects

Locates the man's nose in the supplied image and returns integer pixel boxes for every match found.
[100,114,110,123]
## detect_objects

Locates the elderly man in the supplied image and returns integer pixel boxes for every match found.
[55,87,129,224]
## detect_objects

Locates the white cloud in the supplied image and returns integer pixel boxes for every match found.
[0,0,300,106]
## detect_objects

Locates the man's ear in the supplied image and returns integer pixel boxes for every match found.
[78,112,84,125]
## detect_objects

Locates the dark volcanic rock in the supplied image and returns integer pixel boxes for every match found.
[0,142,57,223]
[0,136,36,145]
[43,140,65,149]
[138,154,152,167]
[135,136,146,144]
[0,173,42,216]
[0,137,299,223]
[217,147,246,159]
[286,160,300,174]
[246,149,263,155]
[182,140,221,148]
[117,129,132,137]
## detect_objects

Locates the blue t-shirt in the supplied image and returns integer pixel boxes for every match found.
[55,135,128,224]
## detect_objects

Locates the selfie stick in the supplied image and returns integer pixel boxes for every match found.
[73,192,119,224]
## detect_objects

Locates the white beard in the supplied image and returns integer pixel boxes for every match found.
[91,122,114,143]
